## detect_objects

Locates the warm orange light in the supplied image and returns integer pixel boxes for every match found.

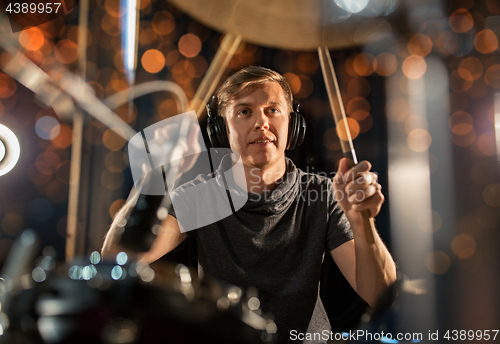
[426,251,451,275]
[51,124,73,149]
[402,55,427,79]
[0,73,16,98]
[141,49,165,74]
[336,118,360,141]
[407,34,433,57]
[353,53,375,76]
[448,111,473,135]
[477,132,496,155]
[165,50,180,66]
[178,34,202,58]
[109,199,126,218]
[482,183,500,207]
[375,52,397,77]
[19,27,45,51]
[296,53,319,75]
[347,78,371,98]
[407,128,432,152]
[474,29,498,54]
[297,76,314,98]
[346,97,370,115]
[458,57,483,81]
[283,73,301,95]
[104,0,121,18]
[449,69,473,92]
[452,128,475,147]
[102,128,126,151]
[449,8,474,33]
[152,11,176,35]
[1,213,24,237]
[55,39,78,64]
[451,234,476,259]
[484,64,500,88]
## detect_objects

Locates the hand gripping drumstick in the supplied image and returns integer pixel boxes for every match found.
[318,46,376,245]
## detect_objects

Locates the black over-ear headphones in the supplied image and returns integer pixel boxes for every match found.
[206,96,306,150]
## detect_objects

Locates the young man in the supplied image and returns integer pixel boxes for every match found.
[102,66,396,341]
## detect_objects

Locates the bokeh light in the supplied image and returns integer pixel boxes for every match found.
[336,118,360,141]
[55,39,78,64]
[109,199,126,218]
[375,52,397,77]
[477,132,496,155]
[482,183,500,207]
[426,251,451,275]
[474,29,498,54]
[141,49,165,73]
[449,8,474,33]
[347,78,371,98]
[451,234,476,259]
[353,53,376,76]
[448,111,473,135]
[283,73,301,95]
[402,55,427,79]
[484,64,500,88]
[0,73,17,98]
[178,34,202,58]
[35,116,61,140]
[449,69,473,92]
[408,34,433,57]
[19,27,45,51]
[102,128,126,151]
[152,11,176,35]
[458,57,483,81]
[1,213,24,236]
[51,124,73,149]
[407,128,432,152]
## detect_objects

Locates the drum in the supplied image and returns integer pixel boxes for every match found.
[0,234,277,344]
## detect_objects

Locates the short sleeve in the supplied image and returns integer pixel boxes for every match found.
[326,179,353,251]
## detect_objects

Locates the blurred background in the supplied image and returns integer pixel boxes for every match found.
[0,0,499,340]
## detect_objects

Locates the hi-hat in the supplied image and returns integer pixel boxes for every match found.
[167,0,399,50]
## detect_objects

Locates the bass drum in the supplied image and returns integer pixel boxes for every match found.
[1,251,276,344]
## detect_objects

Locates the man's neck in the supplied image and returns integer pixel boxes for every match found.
[235,158,287,194]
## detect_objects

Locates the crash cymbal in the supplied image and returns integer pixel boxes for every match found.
[167,0,398,50]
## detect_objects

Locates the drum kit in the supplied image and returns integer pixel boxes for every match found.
[0,0,432,342]
[0,230,277,343]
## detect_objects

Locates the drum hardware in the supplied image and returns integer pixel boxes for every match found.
[0,231,277,343]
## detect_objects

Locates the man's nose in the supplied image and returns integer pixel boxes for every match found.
[254,110,270,130]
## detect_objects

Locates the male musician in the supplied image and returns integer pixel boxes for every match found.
[102,66,396,342]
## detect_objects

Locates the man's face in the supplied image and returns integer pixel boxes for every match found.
[224,82,289,169]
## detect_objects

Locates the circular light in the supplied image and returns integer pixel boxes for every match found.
[0,124,21,177]
[35,116,60,140]
[334,0,369,13]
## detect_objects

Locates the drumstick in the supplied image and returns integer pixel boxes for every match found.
[187,32,242,115]
[318,46,376,245]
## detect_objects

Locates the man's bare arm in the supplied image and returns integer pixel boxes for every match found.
[331,159,397,307]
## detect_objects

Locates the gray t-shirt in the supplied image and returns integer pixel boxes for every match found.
[168,156,353,342]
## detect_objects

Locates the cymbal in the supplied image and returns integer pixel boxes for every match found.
[167,0,398,50]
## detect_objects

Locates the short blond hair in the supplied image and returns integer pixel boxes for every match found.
[216,66,293,117]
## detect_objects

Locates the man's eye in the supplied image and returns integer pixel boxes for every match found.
[238,109,250,116]
[269,108,279,114]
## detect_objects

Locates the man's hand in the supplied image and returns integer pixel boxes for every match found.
[333,158,384,225]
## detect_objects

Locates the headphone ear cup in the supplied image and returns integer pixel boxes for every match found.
[207,116,230,148]
[286,111,306,150]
